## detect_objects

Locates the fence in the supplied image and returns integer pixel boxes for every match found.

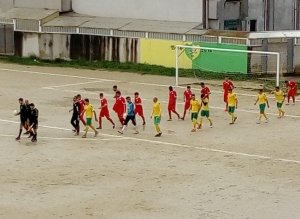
[0,24,14,54]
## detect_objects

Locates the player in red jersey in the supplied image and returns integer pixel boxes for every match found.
[113,91,126,127]
[134,92,146,126]
[168,86,180,121]
[285,80,298,105]
[112,85,120,111]
[97,93,115,129]
[200,82,211,99]
[181,85,192,120]
[223,77,234,111]
[76,94,86,126]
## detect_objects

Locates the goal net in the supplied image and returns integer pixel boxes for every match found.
[175,45,283,88]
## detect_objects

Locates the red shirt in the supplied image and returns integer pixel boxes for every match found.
[116,96,126,112]
[201,86,211,97]
[134,97,142,108]
[114,90,120,102]
[223,80,234,91]
[78,99,85,112]
[184,90,192,103]
[287,81,297,90]
[169,90,177,104]
[101,98,108,109]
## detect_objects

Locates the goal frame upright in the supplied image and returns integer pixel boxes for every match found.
[175,45,281,87]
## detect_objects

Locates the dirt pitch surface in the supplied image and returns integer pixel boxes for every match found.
[0,63,300,219]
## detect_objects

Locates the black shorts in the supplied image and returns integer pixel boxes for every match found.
[124,115,136,126]
[20,117,26,126]
[30,121,38,129]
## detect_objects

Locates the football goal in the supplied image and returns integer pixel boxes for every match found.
[175,45,282,87]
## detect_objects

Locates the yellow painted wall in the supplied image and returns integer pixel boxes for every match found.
[140,38,192,69]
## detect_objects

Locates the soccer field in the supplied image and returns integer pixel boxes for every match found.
[0,63,300,219]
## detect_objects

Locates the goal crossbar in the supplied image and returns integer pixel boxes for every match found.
[175,45,281,86]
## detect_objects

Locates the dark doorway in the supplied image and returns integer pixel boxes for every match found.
[250,20,257,32]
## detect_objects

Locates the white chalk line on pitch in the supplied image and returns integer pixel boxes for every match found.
[0,119,299,164]
[0,68,119,82]
[43,87,300,119]
[1,67,296,102]
[0,134,126,141]
[42,81,104,89]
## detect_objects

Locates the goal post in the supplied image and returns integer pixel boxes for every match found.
[175,45,281,87]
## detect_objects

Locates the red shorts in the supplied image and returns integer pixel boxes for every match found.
[224,91,228,103]
[100,109,109,117]
[168,103,176,111]
[135,107,144,116]
[288,88,297,96]
[117,109,125,118]
[184,102,190,110]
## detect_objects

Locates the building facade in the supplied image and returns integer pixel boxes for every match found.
[204,0,300,31]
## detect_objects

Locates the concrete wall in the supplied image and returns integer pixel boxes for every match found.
[14,0,71,12]
[0,0,13,14]
[247,0,264,31]
[14,32,140,62]
[72,0,202,23]
[273,0,294,31]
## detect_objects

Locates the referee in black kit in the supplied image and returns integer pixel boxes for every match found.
[15,98,27,141]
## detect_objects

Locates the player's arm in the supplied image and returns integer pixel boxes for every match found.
[93,110,98,122]
[266,96,270,108]
[235,98,238,109]
[69,109,73,113]
[254,97,259,105]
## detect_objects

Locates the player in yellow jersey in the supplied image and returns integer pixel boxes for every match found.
[80,99,99,138]
[198,94,213,129]
[227,88,238,124]
[254,89,269,124]
[150,97,162,137]
[272,86,285,118]
[189,94,200,132]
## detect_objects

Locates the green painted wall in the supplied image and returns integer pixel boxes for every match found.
[185,42,248,74]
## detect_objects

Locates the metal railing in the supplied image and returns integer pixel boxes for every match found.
[0,18,279,46]
[15,19,39,32]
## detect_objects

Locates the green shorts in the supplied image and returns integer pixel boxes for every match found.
[154,116,161,125]
[259,103,266,112]
[277,102,283,109]
[86,118,92,126]
[191,112,198,120]
[200,110,210,118]
[228,106,235,113]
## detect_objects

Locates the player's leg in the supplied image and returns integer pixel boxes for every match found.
[154,116,162,137]
[75,116,80,135]
[80,114,86,126]
[105,115,115,128]
[182,103,189,120]
[224,92,228,111]
[206,111,213,127]
[191,113,198,132]
[171,105,180,119]
[119,116,130,134]
[168,104,172,120]
[71,115,77,131]
[228,106,237,125]
[277,102,284,118]
[16,121,24,140]
[139,110,146,125]
[31,123,38,142]
[291,89,296,104]
[287,91,291,105]
[83,118,91,137]
[131,116,139,134]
